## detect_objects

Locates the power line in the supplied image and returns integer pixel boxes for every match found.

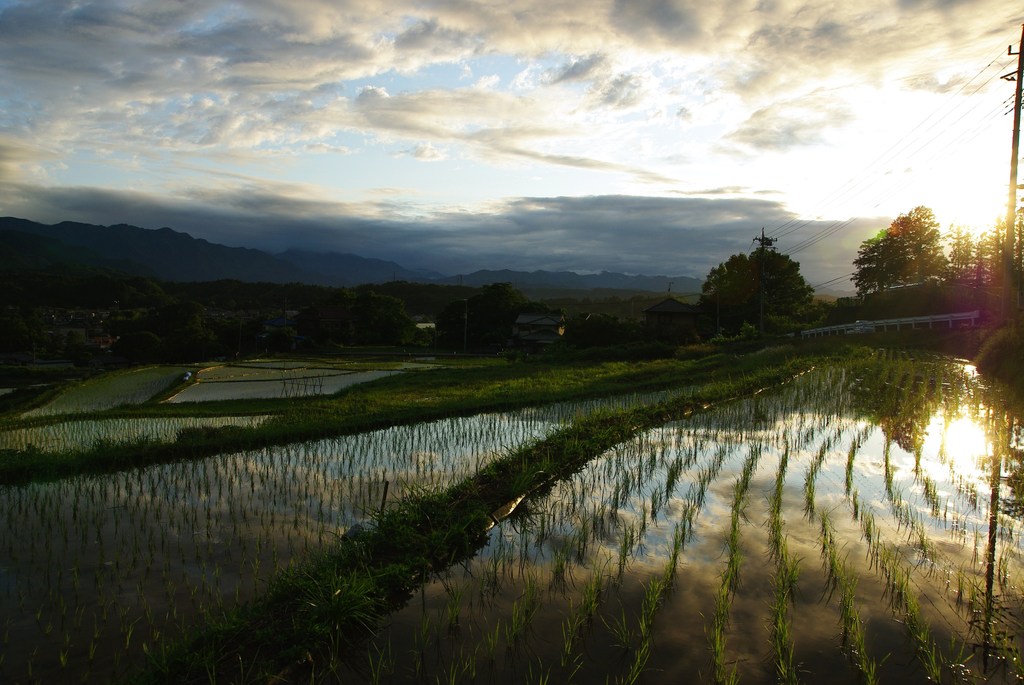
[763,48,1014,249]
[811,273,855,290]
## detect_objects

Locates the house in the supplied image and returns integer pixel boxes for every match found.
[643,298,701,341]
[262,316,297,331]
[512,313,565,350]
[295,306,354,344]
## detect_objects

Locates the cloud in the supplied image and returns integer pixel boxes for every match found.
[394,18,479,56]
[548,54,608,84]
[589,72,647,109]
[400,143,447,160]
[0,0,1015,295]
[728,93,852,151]
[609,0,703,48]
[0,137,54,184]
[0,177,869,284]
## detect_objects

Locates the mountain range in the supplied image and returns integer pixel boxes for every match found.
[0,217,702,294]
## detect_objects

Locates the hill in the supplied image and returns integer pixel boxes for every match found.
[0,217,702,293]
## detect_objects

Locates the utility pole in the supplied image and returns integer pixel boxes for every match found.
[1002,24,1024,319]
[753,227,776,334]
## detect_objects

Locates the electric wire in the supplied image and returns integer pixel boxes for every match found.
[765,46,1019,290]
[763,48,1014,251]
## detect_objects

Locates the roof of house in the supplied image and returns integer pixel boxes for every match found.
[514,313,563,325]
[643,298,701,314]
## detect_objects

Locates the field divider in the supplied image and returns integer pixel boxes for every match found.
[0,349,843,486]
[130,357,825,684]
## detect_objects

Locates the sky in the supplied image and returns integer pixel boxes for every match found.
[1,1,1022,292]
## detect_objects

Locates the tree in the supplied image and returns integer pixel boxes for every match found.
[0,308,44,354]
[436,283,554,350]
[853,206,948,296]
[699,251,813,334]
[561,313,642,348]
[112,330,162,362]
[351,291,418,345]
[149,301,217,361]
[945,225,975,284]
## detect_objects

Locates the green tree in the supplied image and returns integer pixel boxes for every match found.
[436,283,552,350]
[0,308,44,354]
[853,206,948,296]
[561,313,643,348]
[946,224,975,284]
[112,330,163,362]
[699,251,813,334]
[265,326,297,353]
[970,228,1002,289]
[351,291,418,345]
[149,301,217,361]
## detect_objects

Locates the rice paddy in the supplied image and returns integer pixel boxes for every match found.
[0,415,271,453]
[0,389,681,684]
[165,362,404,403]
[20,366,191,418]
[1,350,1022,684]
[330,357,1024,684]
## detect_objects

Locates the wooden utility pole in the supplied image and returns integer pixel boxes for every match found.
[753,227,776,334]
[1003,24,1024,318]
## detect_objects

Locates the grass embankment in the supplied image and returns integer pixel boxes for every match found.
[0,346,830,485]
[132,347,838,684]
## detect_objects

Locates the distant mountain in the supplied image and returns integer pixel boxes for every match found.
[0,217,702,293]
[276,249,443,287]
[443,269,704,295]
[0,217,308,284]
[0,228,155,274]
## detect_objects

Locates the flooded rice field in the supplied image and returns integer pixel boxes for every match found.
[21,366,190,418]
[343,361,1024,684]
[0,389,676,683]
[165,362,401,403]
[0,415,271,453]
[0,357,1021,684]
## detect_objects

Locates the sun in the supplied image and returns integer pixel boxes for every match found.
[928,176,1007,237]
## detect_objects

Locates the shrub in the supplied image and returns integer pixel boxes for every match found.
[976,317,1024,383]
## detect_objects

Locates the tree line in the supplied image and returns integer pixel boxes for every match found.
[2,205,1019,364]
[851,205,1023,297]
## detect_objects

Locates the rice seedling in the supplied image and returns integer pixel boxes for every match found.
[604,605,635,652]
[7,349,1023,685]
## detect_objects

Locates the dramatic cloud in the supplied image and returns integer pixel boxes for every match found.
[1,179,882,286]
[1,0,1019,292]
[729,93,853,151]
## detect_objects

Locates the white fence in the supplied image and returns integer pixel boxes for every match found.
[800,310,981,338]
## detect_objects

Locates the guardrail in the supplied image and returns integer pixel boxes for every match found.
[800,310,981,338]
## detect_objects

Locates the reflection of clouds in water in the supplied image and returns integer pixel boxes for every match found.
[167,370,398,402]
[4,359,1022,684]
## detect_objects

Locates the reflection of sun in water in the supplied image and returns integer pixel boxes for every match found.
[943,416,987,460]
[927,414,989,485]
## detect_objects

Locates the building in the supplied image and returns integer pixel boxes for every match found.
[643,298,701,341]
[511,313,565,351]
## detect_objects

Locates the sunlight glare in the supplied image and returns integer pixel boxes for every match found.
[936,414,989,480]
